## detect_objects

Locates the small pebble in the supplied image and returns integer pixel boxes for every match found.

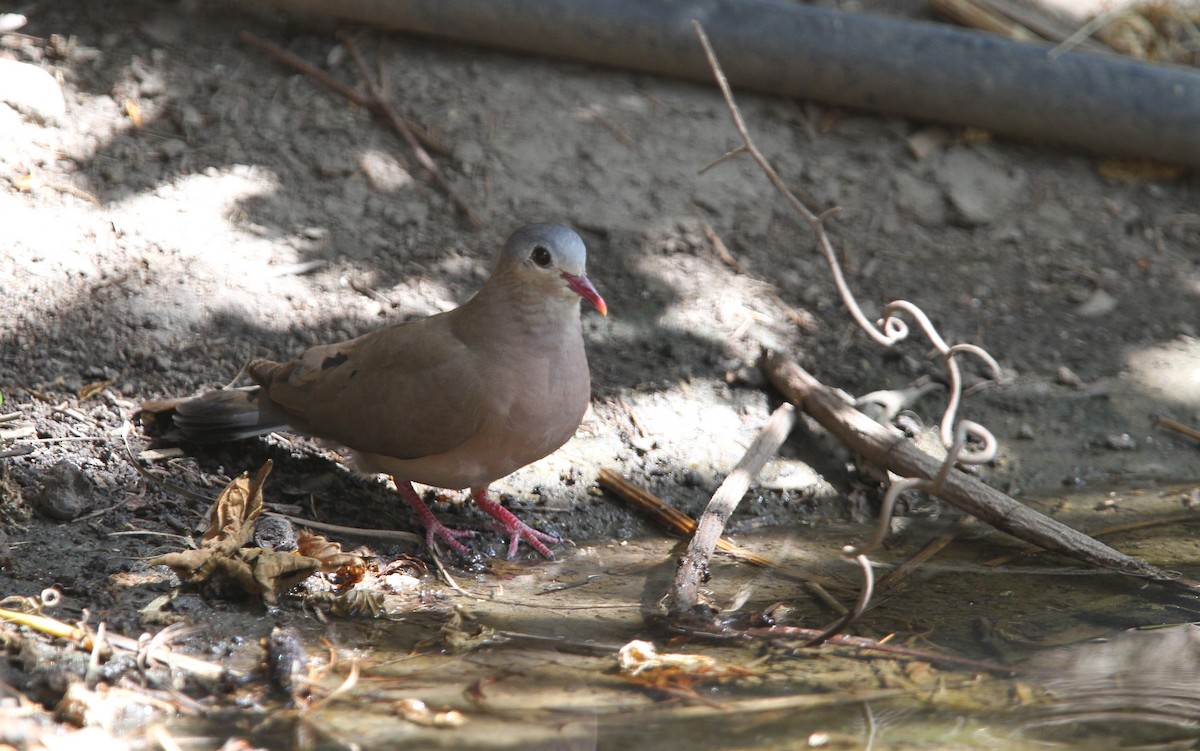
[35,459,92,520]
[253,515,298,551]
[1056,366,1084,388]
[1105,433,1136,451]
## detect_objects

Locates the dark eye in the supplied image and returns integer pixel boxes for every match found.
[530,245,552,268]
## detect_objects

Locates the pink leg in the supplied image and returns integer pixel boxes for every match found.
[470,486,561,560]
[394,479,475,556]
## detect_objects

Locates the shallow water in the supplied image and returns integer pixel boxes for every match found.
[162,483,1200,750]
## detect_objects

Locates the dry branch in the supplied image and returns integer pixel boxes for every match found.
[597,468,848,608]
[1156,414,1200,443]
[238,30,478,226]
[337,31,484,228]
[930,0,1114,54]
[665,404,796,618]
[761,351,1200,590]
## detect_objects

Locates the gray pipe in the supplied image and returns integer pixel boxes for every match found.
[260,0,1200,166]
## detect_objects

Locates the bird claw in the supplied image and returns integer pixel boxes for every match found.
[424,521,476,557]
[485,519,561,560]
[397,480,477,557]
[471,488,561,560]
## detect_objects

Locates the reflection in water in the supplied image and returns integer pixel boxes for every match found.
[1021,624,1200,744]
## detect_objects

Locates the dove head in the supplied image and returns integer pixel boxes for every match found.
[497,223,607,316]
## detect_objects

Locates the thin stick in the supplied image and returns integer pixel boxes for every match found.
[692,22,885,346]
[666,404,796,617]
[985,511,1200,567]
[238,31,450,156]
[1156,414,1200,442]
[597,468,848,610]
[0,608,234,681]
[738,624,1016,676]
[691,206,745,273]
[337,31,484,229]
[876,517,974,592]
[238,30,369,106]
[271,512,422,546]
[119,422,215,505]
[1046,8,1121,61]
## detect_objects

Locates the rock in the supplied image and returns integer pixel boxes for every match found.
[1056,365,1084,388]
[1076,288,1117,318]
[253,515,298,551]
[893,170,946,226]
[360,151,413,192]
[905,126,949,161]
[936,149,1026,227]
[0,59,66,121]
[35,460,92,521]
[158,138,187,159]
[1105,433,1136,451]
[1026,202,1080,242]
[0,14,27,32]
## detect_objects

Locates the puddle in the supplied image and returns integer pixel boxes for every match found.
[126,483,1200,749]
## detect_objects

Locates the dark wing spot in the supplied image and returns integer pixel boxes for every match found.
[321,352,349,370]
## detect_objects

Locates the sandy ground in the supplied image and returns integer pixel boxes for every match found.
[1,0,1199,743]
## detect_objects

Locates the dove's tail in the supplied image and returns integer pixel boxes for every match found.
[141,387,289,443]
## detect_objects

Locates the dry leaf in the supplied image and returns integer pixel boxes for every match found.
[394,698,466,728]
[296,530,365,574]
[306,588,386,617]
[440,607,501,654]
[202,461,272,552]
[617,639,755,696]
[124,98,143,127]
[147,461,322,603]
[78,379,113,401]
[150,547,320,603]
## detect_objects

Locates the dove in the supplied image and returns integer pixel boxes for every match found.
[160,223,607,559]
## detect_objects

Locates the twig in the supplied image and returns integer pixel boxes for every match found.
[737,624,1017,677]
[665,404,796,618]
[692,20,1000,459]
[985,511,1200,567]
[760,351,1200,591]
[119,422,215,505]
[692,22,883,346]
[876,517,974,593]
[237,31,450,156]
[1156,414,1200,442]
[238,30,368,105]
[799,552,874,647]
[1047,8,1122,61]
[597,468,848,610]
[337,31,484,229]
[0,608,235,681]
[691,206,745,273]
[347,278,397,306]
[429,548,471,597]
[270,513,422,546]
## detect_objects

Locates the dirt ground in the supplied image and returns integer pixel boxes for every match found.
[1,0,1199,744]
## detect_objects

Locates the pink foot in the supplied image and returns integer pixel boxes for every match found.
[396,480,476,556]
[471,487,562,560]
